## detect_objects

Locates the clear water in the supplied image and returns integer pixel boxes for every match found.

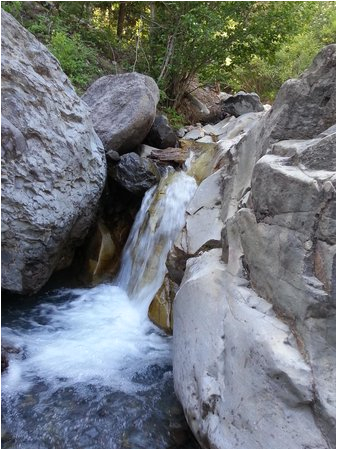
[1,171,198,449]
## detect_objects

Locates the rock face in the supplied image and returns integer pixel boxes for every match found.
[221,92,264,117]
[172,45,336,448]
[1,11,106,294]
[174,250,328,449]
[144,115,177,149]
[110,152,160,196]
[262,44,336,143]
[82,73,159,154]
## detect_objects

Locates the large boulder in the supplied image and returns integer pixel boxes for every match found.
[221,91,264,117]
[1,11,106,294]
[110,152,160,196]
[82,73,159,154]
[177,79,224,124]
[262,44,336,144]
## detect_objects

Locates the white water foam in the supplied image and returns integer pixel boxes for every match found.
[2,171,197,395]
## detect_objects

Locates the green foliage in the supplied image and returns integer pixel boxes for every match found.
[49,31,102,92]
[2,1,22,18]
[160,107,185,130]
[3,1,335,112]
[26,14,52,40]
[227,1,336,101]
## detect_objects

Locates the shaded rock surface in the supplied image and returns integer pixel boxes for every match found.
[172,45,336,449]
[110,152,160,196]
[1,10,106,295]
[144,115,177,149]
[82,73,159,154]
[177,79,223,124]
[221,91,264,117]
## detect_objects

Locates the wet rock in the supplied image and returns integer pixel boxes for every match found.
[1,347,8,373]
[221,92,264,117]
[1,11,106,295]
[83,221,118,284]
[1,341,21,373]
[106,150,120,163]
[148,275,179,333]
[167,170,223,284]
[82,73,159,154]
[144,115,177,149]
[111,152,160,196]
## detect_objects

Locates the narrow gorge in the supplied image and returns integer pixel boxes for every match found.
[1,7,336,450]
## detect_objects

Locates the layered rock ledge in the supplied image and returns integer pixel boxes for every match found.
[172,45,336,449]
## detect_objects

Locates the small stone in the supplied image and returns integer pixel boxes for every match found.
[184,128,205,140]
[304,240,313,250]
[106,150,120,163]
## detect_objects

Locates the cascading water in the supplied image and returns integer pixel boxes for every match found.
[1,171,198,449]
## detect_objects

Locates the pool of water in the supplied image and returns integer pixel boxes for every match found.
[1,287,198,449]
[1,171,199,449]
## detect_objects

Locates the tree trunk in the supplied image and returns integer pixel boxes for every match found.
[150,1,155,23]
[117,2,126,39]
[157,35,175,83]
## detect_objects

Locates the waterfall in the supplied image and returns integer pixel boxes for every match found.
[117,170,197,312]
[1,170,198,449]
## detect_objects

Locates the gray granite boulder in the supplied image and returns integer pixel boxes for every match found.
[263,44,336,143]
[1,11,106,294]
[221,92,264,117]
[82,73,159,154]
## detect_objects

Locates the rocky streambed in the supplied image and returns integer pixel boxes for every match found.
[1,8,336,450]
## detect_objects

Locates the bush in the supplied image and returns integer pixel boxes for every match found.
[49,31,102,93]
[226,2,336,102]
[160,107,185,130]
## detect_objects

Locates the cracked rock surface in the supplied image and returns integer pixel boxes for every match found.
[172,45,336,448]
[1,11,106,294]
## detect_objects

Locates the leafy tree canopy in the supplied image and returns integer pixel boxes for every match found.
[3,1,335,109]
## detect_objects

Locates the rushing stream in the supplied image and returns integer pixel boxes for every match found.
[1,171,198,449]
